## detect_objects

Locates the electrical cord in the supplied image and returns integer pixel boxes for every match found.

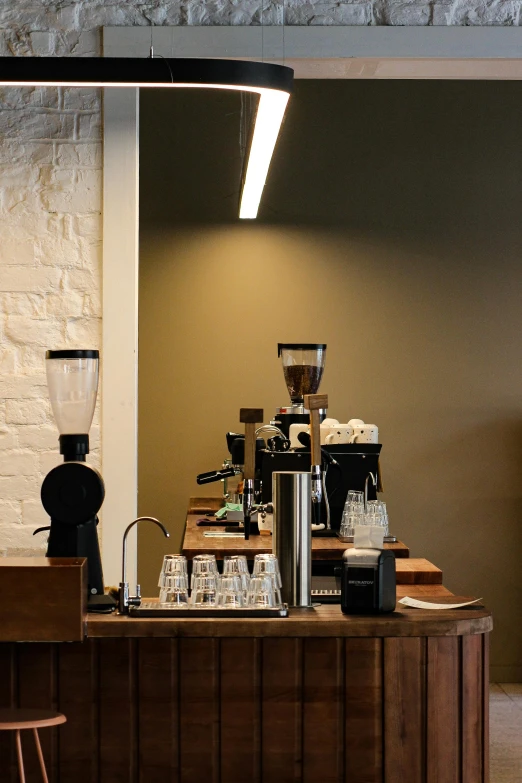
[148,40,174,83]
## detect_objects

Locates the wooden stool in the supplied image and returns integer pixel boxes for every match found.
[0,709,66,783]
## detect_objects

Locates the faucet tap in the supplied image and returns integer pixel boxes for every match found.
[119,516,170,614]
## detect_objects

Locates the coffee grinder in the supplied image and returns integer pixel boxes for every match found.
[39,350,114,612]
[271,344,327,437]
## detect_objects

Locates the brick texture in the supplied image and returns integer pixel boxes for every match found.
[0,1,517,550]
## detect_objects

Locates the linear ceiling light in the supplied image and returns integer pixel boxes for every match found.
[0,57,293,219]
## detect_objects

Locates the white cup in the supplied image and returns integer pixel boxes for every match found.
[324,425,353,445]
[350,424,379,444]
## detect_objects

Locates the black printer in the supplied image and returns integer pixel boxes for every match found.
[341,548,396,614]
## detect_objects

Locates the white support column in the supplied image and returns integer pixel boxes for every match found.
[101,87,139,587]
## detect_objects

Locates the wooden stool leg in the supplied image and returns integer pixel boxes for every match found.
[15,730,25,783]
[33,729,49,783]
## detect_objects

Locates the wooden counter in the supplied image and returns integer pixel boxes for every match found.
[0,580,491,783]
[86,590,490,639]
[182,513,410,560]
[0,526,490,782]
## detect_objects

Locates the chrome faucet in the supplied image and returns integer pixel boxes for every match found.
[119,516,170,614]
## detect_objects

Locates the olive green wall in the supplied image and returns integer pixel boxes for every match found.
[139,81,522,680]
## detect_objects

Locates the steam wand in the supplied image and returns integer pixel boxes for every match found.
[119,516,170,614]
[240,408,264,540]
[364,471,377,512]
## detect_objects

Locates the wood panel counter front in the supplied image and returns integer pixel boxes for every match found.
[0,583,491,783]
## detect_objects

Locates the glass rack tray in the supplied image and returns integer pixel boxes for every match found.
[129,601,289,618]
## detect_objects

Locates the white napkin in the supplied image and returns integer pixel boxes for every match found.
[399,596,483,610]
[353,524,384,549]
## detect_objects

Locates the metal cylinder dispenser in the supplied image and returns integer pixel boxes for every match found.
[272,471,312,608]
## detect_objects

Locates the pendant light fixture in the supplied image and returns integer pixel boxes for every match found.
[0,57,293,219]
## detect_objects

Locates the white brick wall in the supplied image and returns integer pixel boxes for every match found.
[0,0,518,552]
[0,59,102,551]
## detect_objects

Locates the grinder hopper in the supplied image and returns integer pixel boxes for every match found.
[278,343,327,404]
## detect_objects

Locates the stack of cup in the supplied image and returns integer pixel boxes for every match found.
[191,554,219,606]
[156,551,284,610]
[340,493,389,537]
[222,555,250,599]
[158,555,189,605]
[365,500,389,535]
[247,554,282,608]
[340,491,364,537]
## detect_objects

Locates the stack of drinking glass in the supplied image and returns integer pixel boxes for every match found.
[339,491,389,538]
[157,552,283,609]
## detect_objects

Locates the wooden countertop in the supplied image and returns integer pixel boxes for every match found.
[181,514,410,560]
[87,586,491,639]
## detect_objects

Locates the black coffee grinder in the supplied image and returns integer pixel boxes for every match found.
[38,349,114,612]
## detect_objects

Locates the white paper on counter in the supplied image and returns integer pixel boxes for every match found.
[399,596,483,610]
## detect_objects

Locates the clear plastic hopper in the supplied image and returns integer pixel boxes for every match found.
[278,343,327,404]
[46,350,99,435]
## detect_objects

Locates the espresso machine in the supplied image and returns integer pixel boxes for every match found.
[271,344,327,437]
[37,350,115,612]
[259,343,381,537]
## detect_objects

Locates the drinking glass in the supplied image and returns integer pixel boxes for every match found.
[191,554,219,588]
[246,575,279,608]
[192,554,218,572]
[223,555,250,595]
[253,554,282,589]
[191,575,218,606]
[159,574,189,606]
[346,490,364,508]
[223,555,249,575]
[340,510,363,537]
[216,575,244,608]
[158,554,188,587]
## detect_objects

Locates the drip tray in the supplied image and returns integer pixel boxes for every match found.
[129,601,289,618]
[338,535,397,543]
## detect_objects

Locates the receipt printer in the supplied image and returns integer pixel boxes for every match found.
[341,548,396,614]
